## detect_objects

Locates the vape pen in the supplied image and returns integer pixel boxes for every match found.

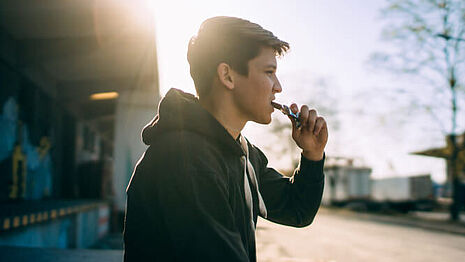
[271,101,302,128]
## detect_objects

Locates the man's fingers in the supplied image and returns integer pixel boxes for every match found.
[288,104,321,135]
[299,105,309,127]
[288,114,296,129]
[290,103,299,114]
[314,117,326,135]
[306,109,317,133]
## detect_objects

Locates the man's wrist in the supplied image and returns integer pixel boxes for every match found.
[302,150,324,161]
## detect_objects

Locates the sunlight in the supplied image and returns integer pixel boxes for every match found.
[92,0,156,46]
[153,0,240,96]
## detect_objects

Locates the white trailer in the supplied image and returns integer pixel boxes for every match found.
[370,175,434,212]
[322,158,372,205]
[371,175,434,202]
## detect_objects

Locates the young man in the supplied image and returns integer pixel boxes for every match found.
[124,16,328,261]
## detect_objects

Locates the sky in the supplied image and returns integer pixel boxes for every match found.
[151,0,453,182]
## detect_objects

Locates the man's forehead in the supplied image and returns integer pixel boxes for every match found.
[251,47,277,67]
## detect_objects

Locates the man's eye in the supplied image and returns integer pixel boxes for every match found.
[266,71,274,75]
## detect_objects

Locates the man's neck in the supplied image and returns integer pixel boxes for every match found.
[199,94,246,140]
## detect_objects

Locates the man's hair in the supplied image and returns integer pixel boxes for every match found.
[187,16,289,97]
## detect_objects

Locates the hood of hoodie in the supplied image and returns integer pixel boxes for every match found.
[141,88,244,156]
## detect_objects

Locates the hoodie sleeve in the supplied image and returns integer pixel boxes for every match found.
[255,147,325,227]
[127,134,249,262]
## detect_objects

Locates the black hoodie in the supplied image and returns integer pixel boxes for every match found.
[124,88,325,262]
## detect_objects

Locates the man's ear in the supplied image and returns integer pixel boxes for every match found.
[216,63,234,90]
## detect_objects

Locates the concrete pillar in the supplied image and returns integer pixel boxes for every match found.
[113,87,159,213]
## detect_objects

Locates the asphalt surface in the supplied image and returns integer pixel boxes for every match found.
[255,208,465,262]
[1,207,464,261]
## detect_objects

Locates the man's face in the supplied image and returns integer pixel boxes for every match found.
[231,47,282,124]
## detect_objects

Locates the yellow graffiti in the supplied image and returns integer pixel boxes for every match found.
[38,136,51,159]
[10,145,27,199]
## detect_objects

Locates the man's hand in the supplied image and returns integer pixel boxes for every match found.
[288,104,328,161]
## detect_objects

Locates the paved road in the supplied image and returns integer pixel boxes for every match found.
[256,209,465,262]
[2,208,464,261]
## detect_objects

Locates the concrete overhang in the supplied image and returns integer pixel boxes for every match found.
[0,0,159,142]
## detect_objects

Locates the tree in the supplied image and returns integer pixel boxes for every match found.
[371,0,465,220]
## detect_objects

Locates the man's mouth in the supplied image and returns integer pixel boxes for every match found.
[270,101,302,128]
[271,101,283,110]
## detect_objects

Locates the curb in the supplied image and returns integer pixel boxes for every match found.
[319,207,465,236]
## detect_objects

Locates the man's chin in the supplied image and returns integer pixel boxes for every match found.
[254,116,272,125]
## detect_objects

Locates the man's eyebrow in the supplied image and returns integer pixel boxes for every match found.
[265,64,277,69]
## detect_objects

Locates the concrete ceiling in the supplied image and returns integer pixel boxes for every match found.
[0,0,159,142]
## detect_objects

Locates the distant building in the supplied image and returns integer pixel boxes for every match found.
[412,133,465,197]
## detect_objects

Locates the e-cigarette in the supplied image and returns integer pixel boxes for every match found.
[271,101,302,128]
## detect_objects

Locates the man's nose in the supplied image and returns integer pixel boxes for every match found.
[273,76,282,93]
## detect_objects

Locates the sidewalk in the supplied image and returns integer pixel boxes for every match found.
[0,246,122,262]
[320,207,465,236]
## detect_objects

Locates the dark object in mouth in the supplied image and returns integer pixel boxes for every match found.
[271,101,302,128]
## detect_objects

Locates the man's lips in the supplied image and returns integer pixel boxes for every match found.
[271,101,281,110]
